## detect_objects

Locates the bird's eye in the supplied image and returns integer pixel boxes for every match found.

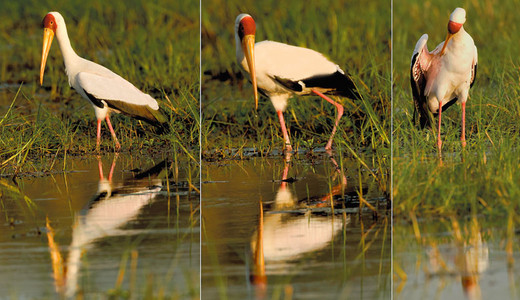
[50,21,53,25]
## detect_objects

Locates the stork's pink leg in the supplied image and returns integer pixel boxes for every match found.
[105,115,121,152]
[461,101,466,148]
[277,110,293,152]
[437,101,443,152]
[312,89,344,150]
[96,119,102,151]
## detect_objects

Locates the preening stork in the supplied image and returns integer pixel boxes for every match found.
[40,12,168,151]
[411,7,477,152]
[235,14,360,152]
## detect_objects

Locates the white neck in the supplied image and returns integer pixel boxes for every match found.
[55,20,80,76]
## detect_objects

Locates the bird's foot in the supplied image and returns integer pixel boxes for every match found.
[284,144,293,154]
[114,142,121,152]
[461,139,467,148]
[325,143,333,152]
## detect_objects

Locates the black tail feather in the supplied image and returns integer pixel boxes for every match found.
[301,71,360,100]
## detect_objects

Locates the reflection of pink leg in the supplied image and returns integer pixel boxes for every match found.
[461,102,466,148]
[281,160,290,189]
[108,155,118,182]
[312,89,344,150]
[105,115,121,151]
[97,158,104,180]
[437,101,443,152]
[277,110,292,152]
[96,119,102,151]
[328,153,347,186]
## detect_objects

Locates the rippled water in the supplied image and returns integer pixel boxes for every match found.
[0,155,199,298]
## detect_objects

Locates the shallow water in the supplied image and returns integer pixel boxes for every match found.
[0,154,199,299]
[202,154,390,299]
[394,217,520,300]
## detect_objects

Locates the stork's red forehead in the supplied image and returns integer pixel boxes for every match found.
[448,20,462,34]
[42,14,57,32]
[240,16,256,36]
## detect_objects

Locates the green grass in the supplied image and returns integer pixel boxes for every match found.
[393,0,520,295]
[201,0,390,158]
[394,0,520,214]
[0,0,199,174]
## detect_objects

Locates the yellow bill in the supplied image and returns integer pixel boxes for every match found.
[439,32,453,56]
[40,27,54,85]
[242,34,258,110]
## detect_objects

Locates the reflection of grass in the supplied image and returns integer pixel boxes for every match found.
[201,0,390,159]
[394,2,520,296]
[0,0,199,172]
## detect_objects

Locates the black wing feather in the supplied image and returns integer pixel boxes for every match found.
[273,71,360,100]
[411,52,433,129]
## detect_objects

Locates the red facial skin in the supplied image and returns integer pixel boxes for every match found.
[238,16,256,40]
[448,21,463,34]
[42,14,57,33]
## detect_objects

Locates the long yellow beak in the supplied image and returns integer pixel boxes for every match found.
[40,28,54,86]
[439,32,453,56]
[242,34,258,110]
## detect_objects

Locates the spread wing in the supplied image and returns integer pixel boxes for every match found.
[411,34,433,129]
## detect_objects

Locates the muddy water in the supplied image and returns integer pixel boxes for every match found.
[0,155,199,298]
[394,217,520,300]
[202,155,390,300]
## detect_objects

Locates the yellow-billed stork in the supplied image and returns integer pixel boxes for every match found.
[411,7,478,152]
[235,14,360,152]
[40,12,168,151]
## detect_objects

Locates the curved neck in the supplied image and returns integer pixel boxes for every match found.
[55,22,80,72]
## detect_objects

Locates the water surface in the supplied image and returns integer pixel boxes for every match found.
[394,215,520,300]
[0,154,199,299]
[202,154,390,299]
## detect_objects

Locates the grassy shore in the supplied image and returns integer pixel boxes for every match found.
[0,0,199,174]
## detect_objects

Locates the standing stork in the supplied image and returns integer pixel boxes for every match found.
[411,7,478,152]
[40,12,168,151]
[235,13,360,152]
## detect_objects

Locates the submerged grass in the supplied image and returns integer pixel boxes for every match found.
[0,0,199,174]
[201,0,390,161]
[393,0,520,295]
